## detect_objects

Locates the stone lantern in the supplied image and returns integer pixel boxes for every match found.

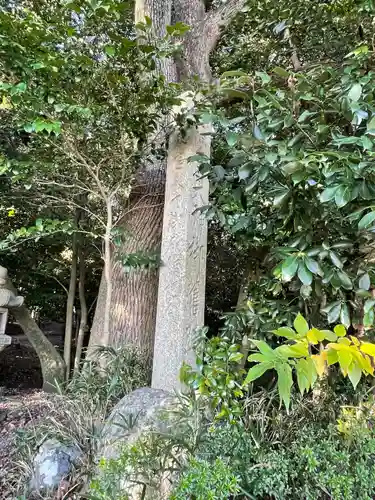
[0,266,24,352]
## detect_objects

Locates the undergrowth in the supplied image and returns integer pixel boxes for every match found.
[12,346,148,499]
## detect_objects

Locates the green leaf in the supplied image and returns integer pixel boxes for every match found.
[304,257,321,275]
[340,304,351,328]
[248,353,269,363]
[294,313,309,336]
[330,251,343,269]
[327,303,341,323]
[238,163,252,180]
[243,362,273,385]
[226,131,238,147]
[252,340,275,359]
[222,70,248,77]
[297,263,313,285]
[253,124,264,141]
[348,363,362,389]
[320,186,338,203]
[334,324,346,337]
[273,327,297,339]
[358,211,375,229]
[104,45,115,56]
[337,350,352,375]
[281,255,299,281]
[348,83,362,102]
[334,185,351,208]
[272,66,289,77]
[276,362,293,410]
[255,71,271,84]
[337,271,352,290]
[359,272,371,290]
[367,115,375,132]
[364,299,375,314]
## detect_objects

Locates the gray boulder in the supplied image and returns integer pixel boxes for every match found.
[94,387,179,499]
[99,387,175,461]
[30,438,81,492]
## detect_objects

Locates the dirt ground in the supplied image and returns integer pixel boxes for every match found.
[0,389,52,499]
[0,342,45,498]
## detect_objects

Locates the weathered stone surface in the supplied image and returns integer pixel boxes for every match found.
[30,439,81,492]
[93,388,178,499]
[0,335,11,346]
[152,126,209,391]
[98,387,174,461]
[0,267,24,308]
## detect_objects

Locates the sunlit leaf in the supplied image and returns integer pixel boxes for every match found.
[294,313,309,336]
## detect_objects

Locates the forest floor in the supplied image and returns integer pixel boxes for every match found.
[0,389,52,499]
[0,343,46,498]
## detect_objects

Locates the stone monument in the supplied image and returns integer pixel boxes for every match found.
[152,126,209,391]
[0,266,24,352]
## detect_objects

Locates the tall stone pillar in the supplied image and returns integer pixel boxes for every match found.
[152,127,209,391]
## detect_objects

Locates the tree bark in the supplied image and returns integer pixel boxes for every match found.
[90,0,246,370]
[74,247,88,374]
[89,170,165,362]
[63,219,79,380]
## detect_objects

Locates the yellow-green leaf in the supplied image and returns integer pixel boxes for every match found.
[360,342,375,357]
[296,359,309,394]
[273,327,297,339]
[307,328,325,344]
[334,324,346,337]
[327,349,338,366]
[337,350,353,375]
[312,352,327,377]
[348,362,362,388]
[294,313,309,336]
[321,329,337,342]
[338,337,351,346]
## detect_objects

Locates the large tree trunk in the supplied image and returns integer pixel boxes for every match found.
[89,170,165,363]
[90,0,245,373]
[90,0,173,360]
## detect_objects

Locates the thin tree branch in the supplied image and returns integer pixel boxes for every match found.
[202,0,247,53]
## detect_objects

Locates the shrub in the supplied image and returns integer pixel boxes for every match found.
[199,409,375,500]
[171,457,240,500]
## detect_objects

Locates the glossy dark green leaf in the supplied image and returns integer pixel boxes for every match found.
[359,272,371,290]
[337,271,352,290]
[358,211,375,229]
[327,303,341,323]
[281,255,299,281]
[348,83,362,102]
[320,186,338,203]
[297,263,313,285]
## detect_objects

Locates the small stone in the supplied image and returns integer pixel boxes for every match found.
[30,438,81,492]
